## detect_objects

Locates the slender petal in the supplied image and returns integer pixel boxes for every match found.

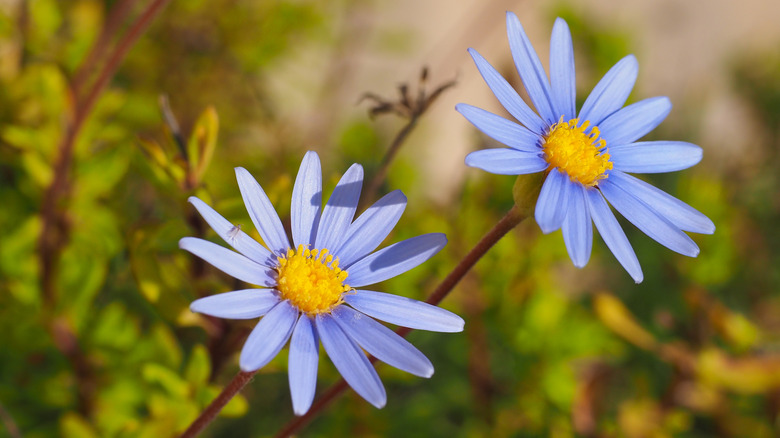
[506,12,556,123]
[316,314,386,408]
[585,189,643,283]
[288,315,319,416]
[598,97,671,146]
[456,104,541,152]
[534,168,572,233]
[562,185,593,267]
[239,301,298,372]
[335,190,407,268]
[578,55,638,125]
[344,290,464,333]
[191,289,280,320]
[291,151,322,248]
[607,170,714,234]
[467,48,546,134]
[235,167,290,255]
[315,163,363,251]
[179,237,275,286]
[347,234,447,287]
[549,18,576,120]
[610,141,703,173]
[600,179,699,256]
[465,149,548,175]
[332,306,433,378]
[188,196,274,266]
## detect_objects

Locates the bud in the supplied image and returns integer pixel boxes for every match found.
[512,172,544,217]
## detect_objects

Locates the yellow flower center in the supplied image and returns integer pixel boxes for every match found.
[276,244,350,315]
[542,117,613,186]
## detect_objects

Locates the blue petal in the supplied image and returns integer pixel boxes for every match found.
[610,141,703,173]
[585,189,643,283]
[235,167,290,255]
[506,12,556,123]
[288,315,319,416]
[332,306,433,378]
[578,55,638,125]
[315,314,386,408]
[607,170,714,234]
[291,151,322,248]
[335,190,407,268]
[456,104,541,152]
[344,290,464,333]
[600,179,699,257]
[188,196,274,266]
[598,97,671,146]
[179,237,276,286]
[239,301,298,372]
[315,163,363,251]
[190,289,280,320]
[561,184,593,267]
[347,233,447,287]
[465,149,548,175]
[549,17,576,120]
[534,168,572,233]
[467,48,546,134]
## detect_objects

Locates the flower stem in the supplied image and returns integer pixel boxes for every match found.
[180,371,256,438]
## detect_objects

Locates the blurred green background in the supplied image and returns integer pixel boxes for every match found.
[1,0,779,436]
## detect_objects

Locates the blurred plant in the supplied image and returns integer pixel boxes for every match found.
[358,66,456,207]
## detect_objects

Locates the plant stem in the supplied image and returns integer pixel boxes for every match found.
[38,0,173,305]
[71,0,138,96]
[180,371,256,438]
[36,0,173,417]
[360,117,418,208]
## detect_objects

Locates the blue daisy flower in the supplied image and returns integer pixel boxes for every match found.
[457,13,715,283]
[180,151,464,415]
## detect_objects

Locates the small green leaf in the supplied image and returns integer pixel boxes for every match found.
[142,363,189,399]
[60,412,99,438]
[187,106,219,183]
[185,344,211,385]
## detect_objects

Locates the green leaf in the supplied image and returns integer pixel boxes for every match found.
[60,412,99,438]
[187,106,219,184]
[185,344,211,385]
[0,216,41,304]
[142,363,189,399]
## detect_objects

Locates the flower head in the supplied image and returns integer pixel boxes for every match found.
[457,13,715,283]
[180,151,464,415]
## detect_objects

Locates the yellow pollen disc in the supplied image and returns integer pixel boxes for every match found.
[276,244,350,315]
[542,117,614,186]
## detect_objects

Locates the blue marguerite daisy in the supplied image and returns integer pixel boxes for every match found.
[179,151,463,415]
[457,13,714,283]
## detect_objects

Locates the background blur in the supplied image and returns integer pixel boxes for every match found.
[1,0,779,436]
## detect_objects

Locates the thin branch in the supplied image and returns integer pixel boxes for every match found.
[359,68,456,208]
[0,397,21,438]
[36,0,174,416]
[71,0,138,96]
[159,94,187,158]
[38,0,174,304]
[180,371,257,438]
